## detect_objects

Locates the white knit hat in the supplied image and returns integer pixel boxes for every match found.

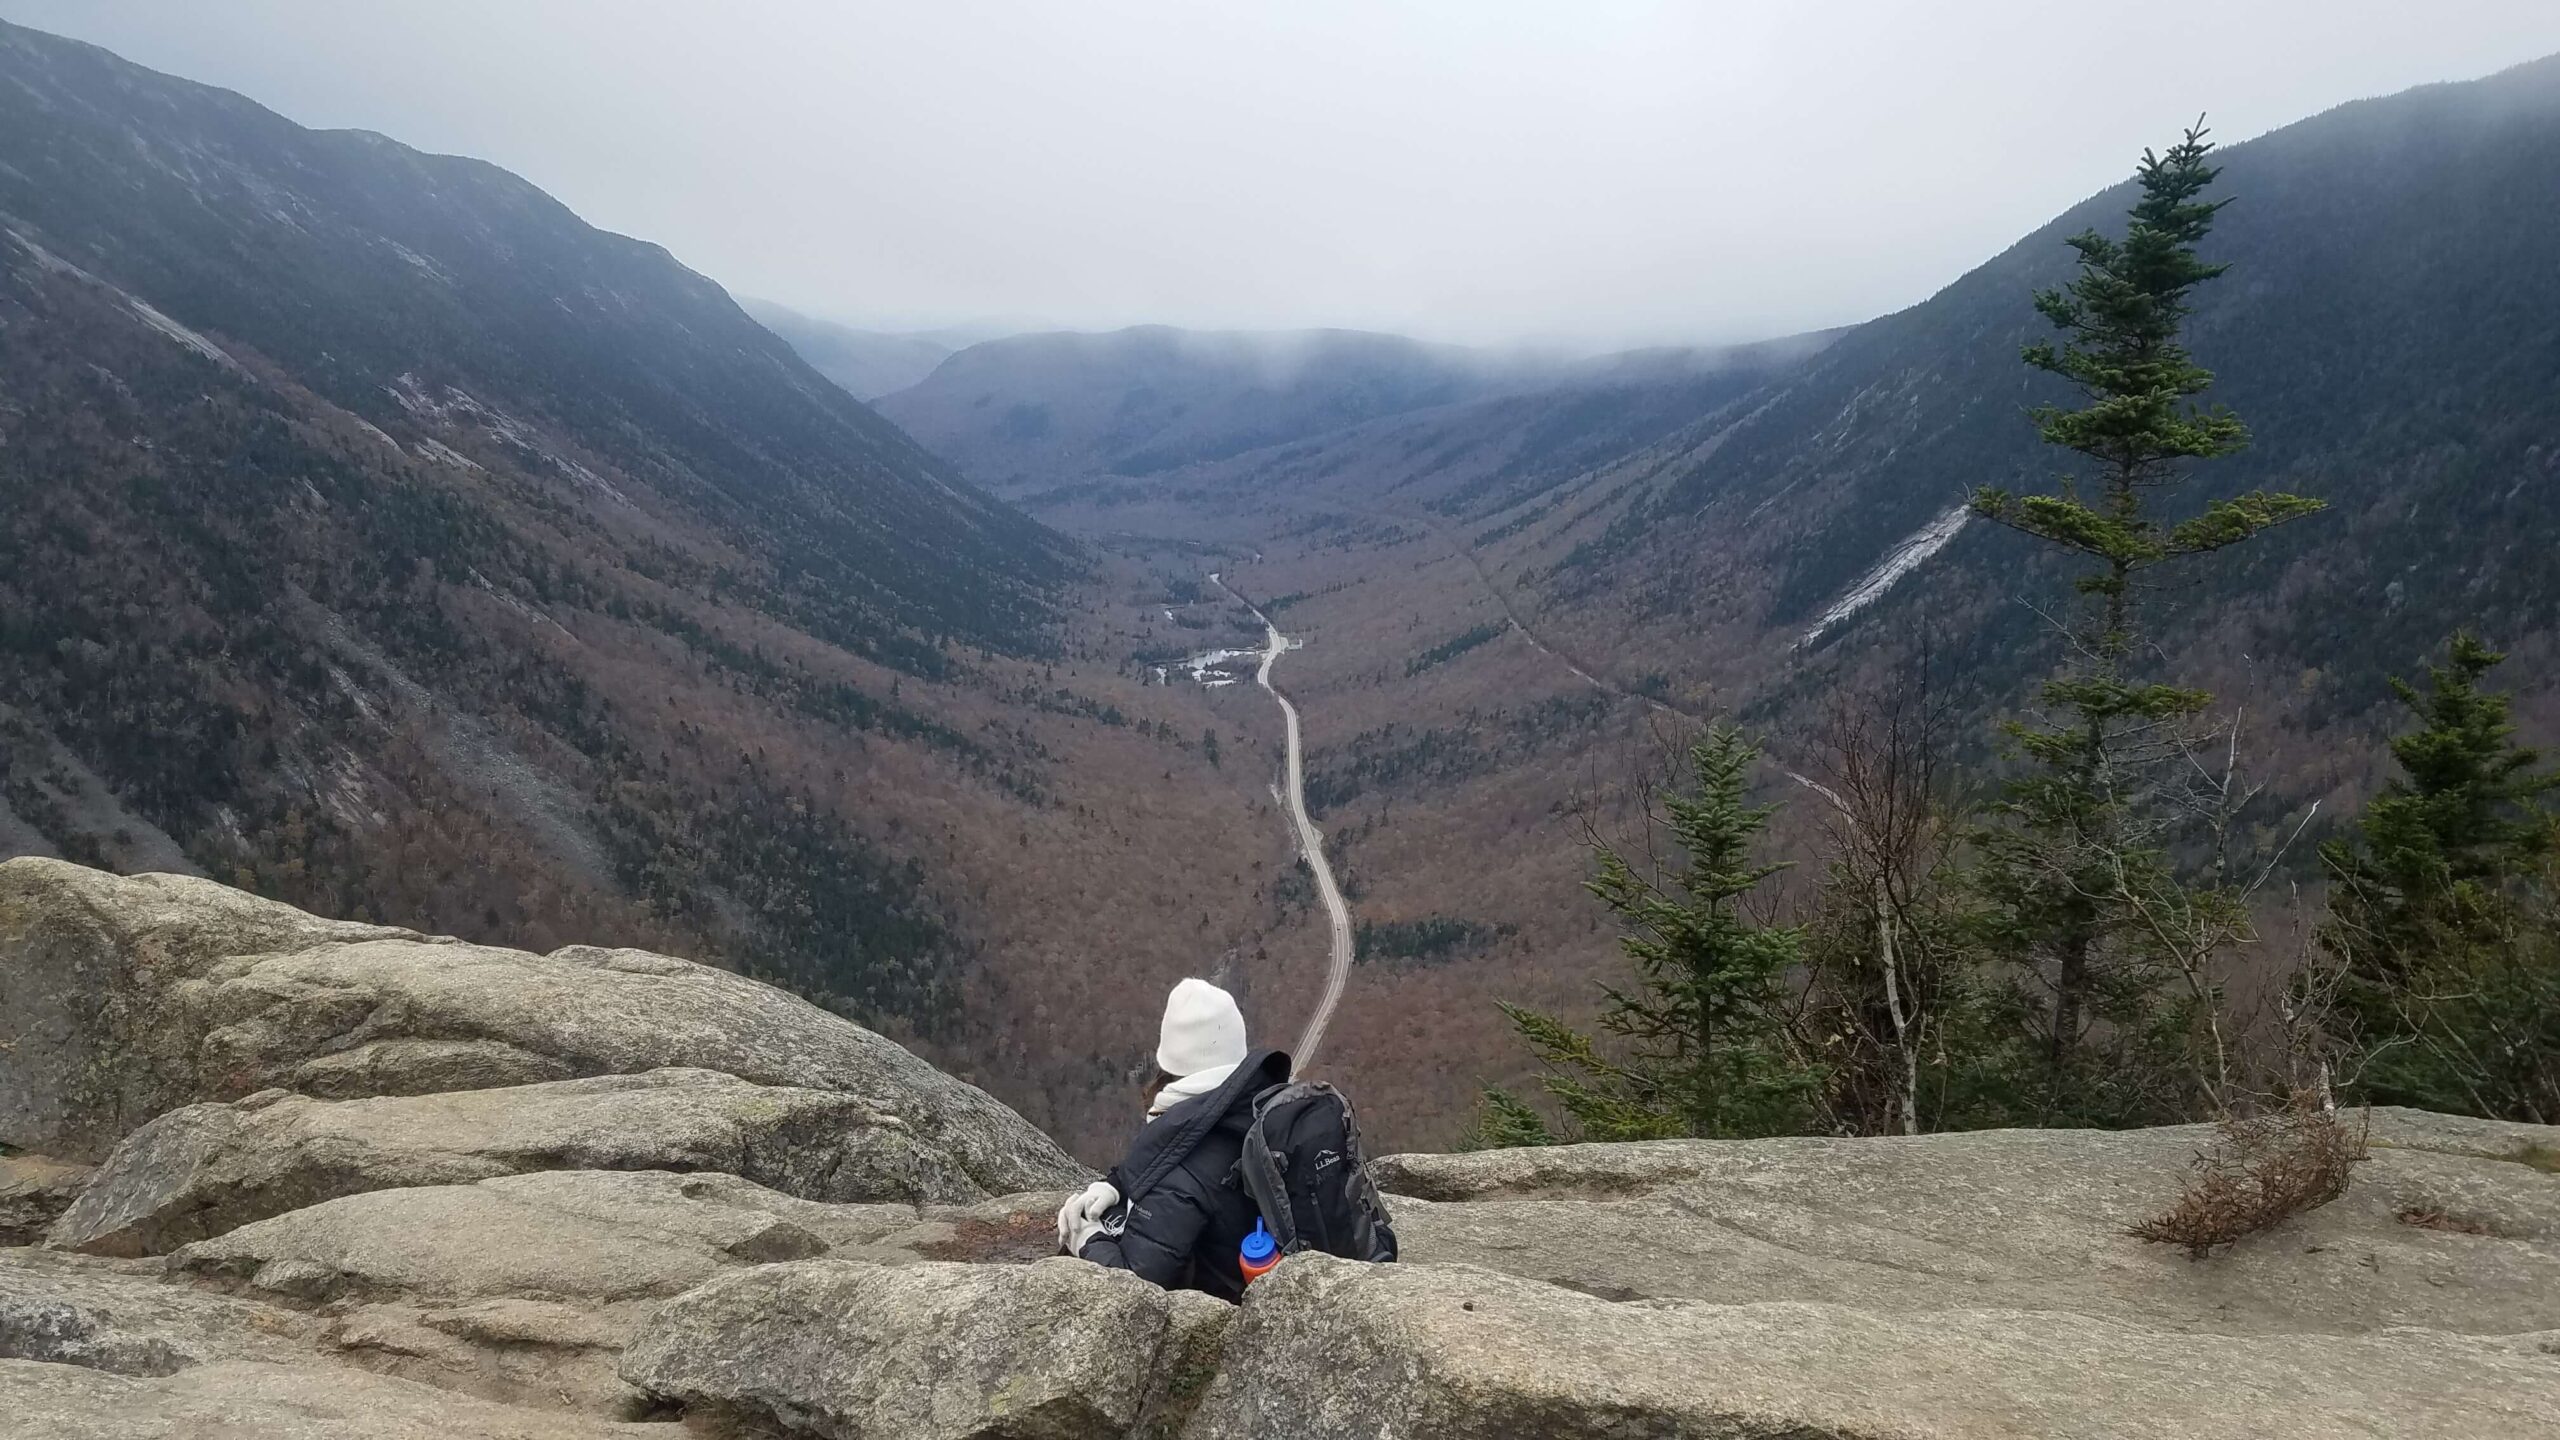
[1156,977,1248,1077]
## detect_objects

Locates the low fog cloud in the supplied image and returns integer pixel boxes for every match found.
[9,0,2559,348]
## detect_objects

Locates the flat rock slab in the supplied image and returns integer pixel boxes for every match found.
[160,1172,1065,1417]
[619,1257,1231,1440]
[1,857,1081,1196]
[840,1190,1081,1266]
[169,1169,923,1307]
[1371,1107,2560,1202]
[0,1246,317,1377]
[1188,1254,2560,1440]
[1382,1110,2560,1337]
[50,1066,992,1255]
[0,1358,663,1439]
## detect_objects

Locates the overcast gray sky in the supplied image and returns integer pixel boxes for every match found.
[8,1,2559,347]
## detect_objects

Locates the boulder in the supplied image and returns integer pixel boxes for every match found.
[1,1152,92,1245]
[1187,1254,2560,1440]
[48,1067,990,1256]
[0,857,1082,1196]
[618,1257,1232,1440]
[164,1168,924,1415]
[0,858,404,1160]
[2363,1105,2560,1165]
[0,1358,662,1439]
[1382,1110,2560,1336]
[315,1298,655,1419]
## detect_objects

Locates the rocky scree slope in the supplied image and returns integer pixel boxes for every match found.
[5,855,2559,1439]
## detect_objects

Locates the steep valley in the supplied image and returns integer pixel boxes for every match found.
[4,13,2558,1437]
[869,52,2560,1148]
[10,13,2560,1161]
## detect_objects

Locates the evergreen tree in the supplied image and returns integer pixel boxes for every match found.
[1970,123,2324,1118]
[2323,634,2556,966]
[2322,634,2560,1121]
[1464,1087,1559,1149]
[1476,725,1815,1143]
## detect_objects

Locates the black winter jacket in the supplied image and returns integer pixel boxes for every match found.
[1077,1049,1290,1303]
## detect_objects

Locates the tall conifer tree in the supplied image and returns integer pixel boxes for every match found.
[2321,635,2559,1121]
[1971,124,2324,1117]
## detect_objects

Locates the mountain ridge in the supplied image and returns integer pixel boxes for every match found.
[874,323,1604,489]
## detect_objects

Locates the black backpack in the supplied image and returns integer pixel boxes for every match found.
[1235,1081,1397,1262]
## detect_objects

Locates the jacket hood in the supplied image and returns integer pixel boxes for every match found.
[1113,1047,1290,1202]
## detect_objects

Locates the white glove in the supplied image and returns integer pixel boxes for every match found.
[1056,1179,1121,1256]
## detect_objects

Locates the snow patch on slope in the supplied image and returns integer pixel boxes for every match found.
[414,436,484,472]
[7,227,241,372]
[388,372,628,501]
[1797,503,1971,648]
[122,295,235,367]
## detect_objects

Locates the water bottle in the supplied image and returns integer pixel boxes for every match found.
[1238,1217,1280,1284]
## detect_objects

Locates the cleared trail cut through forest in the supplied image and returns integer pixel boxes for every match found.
[1210,572,1354,1071]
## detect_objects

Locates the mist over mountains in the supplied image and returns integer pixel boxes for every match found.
[873,326,1544,489]
[733,300,961,400]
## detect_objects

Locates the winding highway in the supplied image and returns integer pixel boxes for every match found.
[1210,574,1355,1072]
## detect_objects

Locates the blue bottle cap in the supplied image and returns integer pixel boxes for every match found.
[1240,1218,1276,1263]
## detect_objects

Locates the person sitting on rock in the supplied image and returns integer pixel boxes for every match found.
[1055,977,1292,1301]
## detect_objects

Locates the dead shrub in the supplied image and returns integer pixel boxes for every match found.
[2128,1100,2371,1259]
[913,1210,1057,1264]
[2512,1143,2560,1175]
[2395,1205,2500,1237]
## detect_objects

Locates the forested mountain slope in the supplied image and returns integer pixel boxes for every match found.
[1082,52,2560,772]
[1511,52,2560,739]
[1167,330,1840,527]
[873,324,1565,491]
[0,21,1304,1158]
[0,15,1051,982]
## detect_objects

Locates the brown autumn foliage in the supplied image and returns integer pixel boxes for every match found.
[2127,1099,2371,1259]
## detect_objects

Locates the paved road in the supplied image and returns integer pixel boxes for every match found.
[1206,514,1696,1074]
[1211,574,1355,1072]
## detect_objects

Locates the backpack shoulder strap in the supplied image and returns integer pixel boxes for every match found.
[1118,1049,1291,1202]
